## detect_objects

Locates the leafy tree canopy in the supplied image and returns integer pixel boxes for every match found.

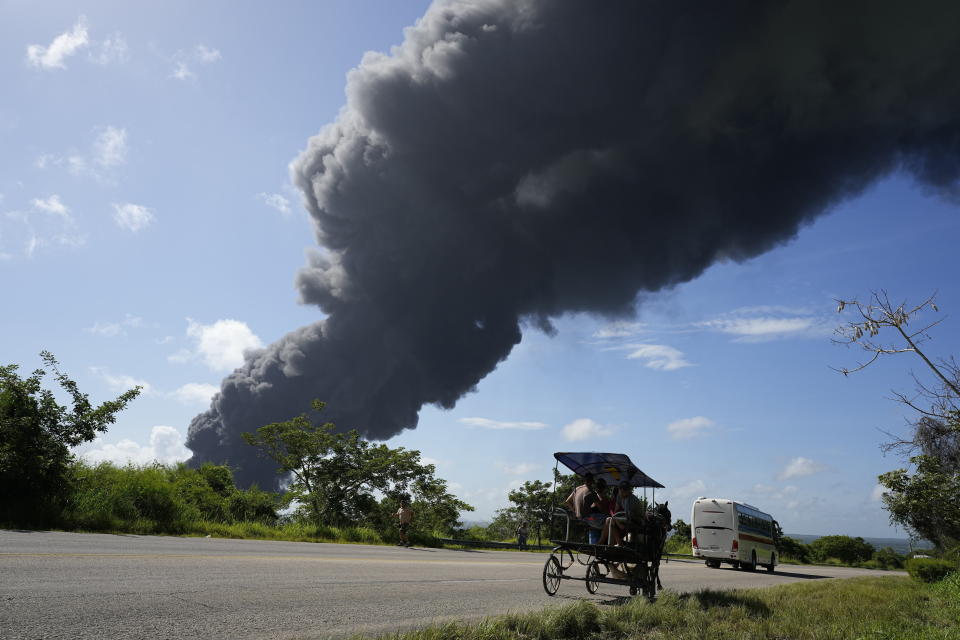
[488,469,578,540]
[243,400,471,532]
[879,454,960,550]
[809,535,875,565]
[0,352,141,526]
[777,536,811,563]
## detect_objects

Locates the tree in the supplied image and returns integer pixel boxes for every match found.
[873,546,905,569]
[672,519,691,541]
[809,535,875,565]
[0,352,141,526]
[242,400,471,531]
[777,536,811,563]
[879,456,960,550]
[488,469,578,541]
[835,291,960,550]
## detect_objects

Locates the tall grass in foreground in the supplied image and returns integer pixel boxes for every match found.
[356,577,958,640]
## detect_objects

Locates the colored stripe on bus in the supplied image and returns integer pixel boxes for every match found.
[739,533,774,545]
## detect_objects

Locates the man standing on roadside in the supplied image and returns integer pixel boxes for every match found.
[396,498,414,547]
[516,521,529,550]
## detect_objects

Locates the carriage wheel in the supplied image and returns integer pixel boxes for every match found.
[542,555,562,596]
[585,561,602,594]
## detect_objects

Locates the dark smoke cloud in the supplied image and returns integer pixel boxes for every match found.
[188,0,960,487]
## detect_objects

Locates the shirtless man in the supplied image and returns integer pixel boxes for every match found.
[396,499,414,547]
[563,473,595,519]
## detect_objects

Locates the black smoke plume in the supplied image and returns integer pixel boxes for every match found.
[188,0,960,488]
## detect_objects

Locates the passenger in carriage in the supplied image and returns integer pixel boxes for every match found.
[600,481,645,546]
[582,477,611,544]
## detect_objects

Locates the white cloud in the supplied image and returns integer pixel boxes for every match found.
[499,462,540,475]
[777,457,826,481]
[93,126,127,168]
[67,155,86,175]
[196,44,221,62]
[78,426,190,466]
[258,192,291,216]
[667,416,715,440]
[624,343,693,371]
[593,321,645,339]
[36,126,129,182]
[90,366,152,394]
[171,44,221,80]
[112,203,154,232]
[562,418,614,441]
[458,417,547,430]
[26,17,89,70]
[181,318,264,372]
[3,196,85,257]
[171,61,195,81]
[171,382,219,405]
[31,195,69,216]
[90,33,128,65]
[696,307,831,343]
[85,313,145,337]
[669,479,707,501]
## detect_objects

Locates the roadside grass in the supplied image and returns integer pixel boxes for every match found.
[64,517,456,548]
[357,576,959,640]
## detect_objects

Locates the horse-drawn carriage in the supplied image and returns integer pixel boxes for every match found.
[542,452,671,600]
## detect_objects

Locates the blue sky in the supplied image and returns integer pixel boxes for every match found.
[3,2,958,538]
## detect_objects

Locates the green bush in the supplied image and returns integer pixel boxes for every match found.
[65,461,280,534]
[809,535,874,565]
[931,570,960,599]
[905,557,957,582]
[663,535,691,555]
[67,462,197,533]
[776,536,811,563]
[872,546,905,569]
[227,486,279,524]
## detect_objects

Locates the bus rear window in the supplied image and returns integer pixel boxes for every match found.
[693,502,732,529]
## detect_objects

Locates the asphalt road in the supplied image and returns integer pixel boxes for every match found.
[0,530,903,640]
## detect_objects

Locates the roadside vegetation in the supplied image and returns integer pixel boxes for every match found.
[0,353,470,546]
[59,458,453,546]
[354,576,960,640]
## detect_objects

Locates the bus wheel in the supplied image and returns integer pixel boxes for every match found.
[743,551,757,571]
[706,559,720,568]
[766,554,775,572]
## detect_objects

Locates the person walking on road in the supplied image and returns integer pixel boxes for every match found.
[396,499,414,547]
[516,521,529,550]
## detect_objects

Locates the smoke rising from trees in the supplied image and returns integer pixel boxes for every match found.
[188,0,960,488]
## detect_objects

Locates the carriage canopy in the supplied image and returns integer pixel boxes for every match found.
[553,452,664,489]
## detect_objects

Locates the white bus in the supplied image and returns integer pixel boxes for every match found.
[691,497,778,571]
